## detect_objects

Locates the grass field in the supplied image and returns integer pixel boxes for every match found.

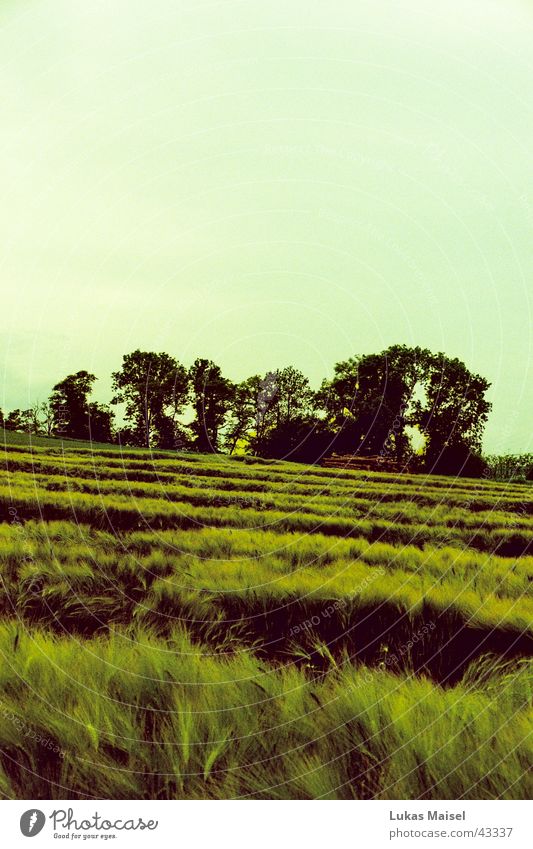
[0,433,531,799]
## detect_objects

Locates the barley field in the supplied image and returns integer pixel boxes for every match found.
[0,436,531,799]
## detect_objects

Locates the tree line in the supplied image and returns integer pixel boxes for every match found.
[1,344,498,475]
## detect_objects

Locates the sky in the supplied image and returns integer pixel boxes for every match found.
[1,0,531,453]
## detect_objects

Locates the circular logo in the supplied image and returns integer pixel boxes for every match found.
[20,810,46,837]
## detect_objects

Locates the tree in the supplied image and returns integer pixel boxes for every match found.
[49,371,97,439]
[416,353,491,475]
[224,372,314,456]
[4,409,24,431]
[224,375,263,454]
[315,356,360,423]
[317,345,430,461]
[4,406,42,434]
[249,367,316,458]
[251,371,280,454]
[3,401,73,438]
[38,401,54,437]
[24,405,42,434]
[316,346,491,474]
[87,403,115,444]
[188,359,234,452]
[111,350,188,448]
[486,453,533,482]
[274,367,314,426]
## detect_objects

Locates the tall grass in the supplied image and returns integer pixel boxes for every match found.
[1,481,531,557]
[0,519,530,680]
[0,441,531,799]
[0,623,530,800]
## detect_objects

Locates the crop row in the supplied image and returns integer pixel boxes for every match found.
[0,521,531,680]
[4,445,531,498]
[4,450,531,525]
[1,480,532,558]
[0,622,530,799]
[6,468,532,540]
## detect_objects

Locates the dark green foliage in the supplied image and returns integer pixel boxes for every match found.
[49,371,99,440]
[316,345,427,461]
[111,350,188,448]
[224,375,262,453]
[4,409,28,432]
[315,346,491,474]
[417,353,491,473]
[487,454,533,483]
[249,367,316,458]
[3,403,55,438]
[5,408,38,434]
[87,402,114,443]
[4,345,495,474]
[188,358,234,452]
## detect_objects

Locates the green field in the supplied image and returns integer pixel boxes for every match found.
[0,435,531,799]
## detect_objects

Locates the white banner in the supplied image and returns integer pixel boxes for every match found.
[1,800,530,848]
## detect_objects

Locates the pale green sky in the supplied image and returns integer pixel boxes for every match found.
[1,0,531,452]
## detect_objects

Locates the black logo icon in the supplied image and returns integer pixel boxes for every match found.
[20,810,46,837]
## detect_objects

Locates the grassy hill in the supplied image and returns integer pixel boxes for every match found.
[1,429,130,452]
[0,437,531,799]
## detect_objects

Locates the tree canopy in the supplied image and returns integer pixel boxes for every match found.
[316,345,491,473]
[188,359,234,452]
[111,350,188,449]
[2,344,494,475]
